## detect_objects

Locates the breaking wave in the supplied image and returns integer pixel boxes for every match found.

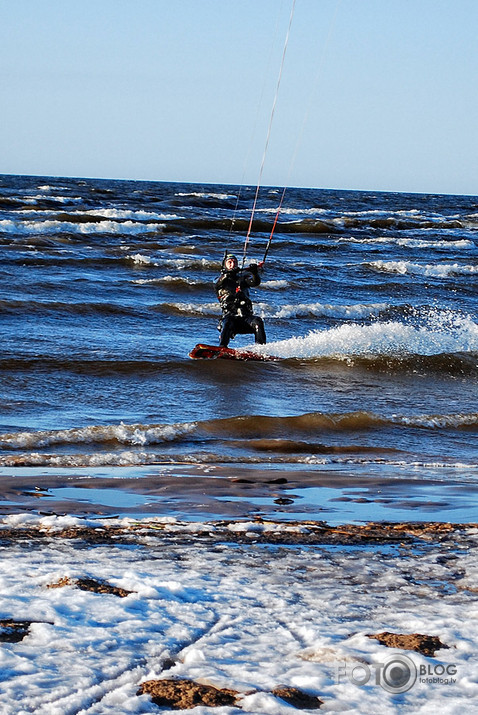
[157,301,389,320]
[132,275,206,290]
[366,260,478,278]
[0,411,476,467]
[0,422,197,450]
[340,237,474,249]
[158,301,221,317]
[126,255,218,270]
[256,311,478,361]
[175,191,237,200]
[71,208,180,221]
[1,411,476,451]
[0,218,167,236]
[270,302,388,320]
[260,280,289,289]
[2,452,477,469]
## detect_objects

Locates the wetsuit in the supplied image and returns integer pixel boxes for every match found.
[215,263,266,347]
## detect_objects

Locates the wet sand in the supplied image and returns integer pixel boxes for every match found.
[0,463,476,525]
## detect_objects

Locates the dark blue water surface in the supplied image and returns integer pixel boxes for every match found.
[0,174,477,521]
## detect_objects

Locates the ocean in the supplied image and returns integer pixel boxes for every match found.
[0,173,477,523]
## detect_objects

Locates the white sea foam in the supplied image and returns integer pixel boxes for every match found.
[393,413,478,429]
[271,302,387,320]
[0,219,165,235]
[170,300,388,321]
[255,206,328,215]
[73,208,180,221]
[165,302,221,316]
[12,207,179,221]
[132,275,203,286]
[344,209,422,216]
[255,312,478,359]
[367,260,478,277]
[0,451,161,467]
[1,447,477,470]
[340,237,474,249]
[260,279,289,289]
[25,194,83,204]
[161,300,433,323]
[37,184,69,192]
[175,191,236,200]
[162,257,218,269]
[0,422,197,450]
[339,208,461,223]
[127,253,156,266]
[127,256,218,271]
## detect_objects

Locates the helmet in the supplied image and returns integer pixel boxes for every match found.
[223,253,238,268]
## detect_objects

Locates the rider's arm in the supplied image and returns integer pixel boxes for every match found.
[244,263,263,287]
[214,272,229,293]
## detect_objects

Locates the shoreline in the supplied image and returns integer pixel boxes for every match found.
[0,462,476,525]
[1,460,476,712]
[1,512,477,546]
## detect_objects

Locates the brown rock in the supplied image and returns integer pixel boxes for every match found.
[47,576,133,597]
[0,619,32,643]
[75,577,133,598]
[367,631,449,657]
[47,576,73,589]
[272,686,323,709]
[138,678,239,709]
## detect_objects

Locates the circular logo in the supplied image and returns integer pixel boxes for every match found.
[381,654,417,693]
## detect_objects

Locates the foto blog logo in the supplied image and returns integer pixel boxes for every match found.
[337,655,458,693]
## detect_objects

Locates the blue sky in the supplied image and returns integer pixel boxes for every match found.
[1,0,477,194]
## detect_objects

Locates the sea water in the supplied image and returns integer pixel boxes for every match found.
[0,174,477,521]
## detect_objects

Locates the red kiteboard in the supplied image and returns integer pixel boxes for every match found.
[189,344,278,361]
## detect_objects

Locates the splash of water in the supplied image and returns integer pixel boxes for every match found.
[257,310,478,359]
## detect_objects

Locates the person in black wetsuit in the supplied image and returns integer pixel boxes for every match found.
[215,253,266,348]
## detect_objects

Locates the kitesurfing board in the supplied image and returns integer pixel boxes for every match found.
[189,344,278,361]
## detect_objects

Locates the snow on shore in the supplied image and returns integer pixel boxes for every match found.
[0,515,476,714]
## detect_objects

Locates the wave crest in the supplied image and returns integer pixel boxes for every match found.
[0,422,197,450]
[367,260,478,278]
[1,411,476,459]
[256,311,478,361]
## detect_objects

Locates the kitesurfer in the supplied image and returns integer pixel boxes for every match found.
[215,254,266,348]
